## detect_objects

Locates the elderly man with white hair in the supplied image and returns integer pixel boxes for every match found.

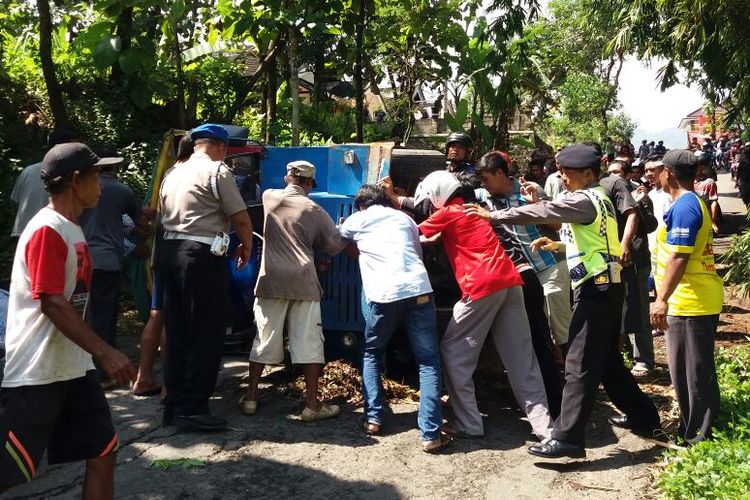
[241,160,348,422]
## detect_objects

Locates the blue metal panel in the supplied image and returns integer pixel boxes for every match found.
[310,193,365,333]
[260,147,330,192]
[327,145,370,196]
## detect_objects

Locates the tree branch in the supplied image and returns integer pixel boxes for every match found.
[224,35,283,123]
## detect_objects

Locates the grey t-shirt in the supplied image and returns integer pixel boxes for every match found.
[10,162,48,237]
[80,172,141,272]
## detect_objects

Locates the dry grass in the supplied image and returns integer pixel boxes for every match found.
[278,360,419,406]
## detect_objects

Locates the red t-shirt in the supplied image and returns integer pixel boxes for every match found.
[419,198,523,301]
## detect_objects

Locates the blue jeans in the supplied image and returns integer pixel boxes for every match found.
[362,294,442,442]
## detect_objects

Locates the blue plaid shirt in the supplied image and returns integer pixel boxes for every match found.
[476,180,558,273]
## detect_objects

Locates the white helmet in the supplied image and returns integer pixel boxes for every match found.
[413,170,461,209]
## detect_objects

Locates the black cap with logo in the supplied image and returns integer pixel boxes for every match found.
[42,143,123,181]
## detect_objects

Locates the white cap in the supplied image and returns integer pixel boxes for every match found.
[286,160,316,178]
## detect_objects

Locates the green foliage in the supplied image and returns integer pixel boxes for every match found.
[721,218,750,298]
[268,100,364,146]
[444,98,469,133]
[658,346,750,499]
[150,458,206,470]
[543,72,637,145]
[187,56,247,123]
[64,86,165,202]
[715,346,750,429]
[658,432,750,500]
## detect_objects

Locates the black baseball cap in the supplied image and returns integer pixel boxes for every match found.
[556,144,602,169]
[42,143,123,180]
[662,149,697,179]
[662,149,697,169]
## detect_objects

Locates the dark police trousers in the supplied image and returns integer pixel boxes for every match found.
[161,239,229,416]
[551,278,659,446]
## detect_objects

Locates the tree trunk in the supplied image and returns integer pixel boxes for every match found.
[711,101,717,135]
[187,72,198,124]
[388,70,399,95]
[354,0,366,142]
[602,50,625,137]
[494,110,510,150]
[38,0,71,129]
[225,37,282,124]
[260,75,268,140]
[312,38,326,105]
[288,27,300,146]
[470,90,477,134]
[364,61,387,113]
[170,18,187,129]
[266,59,278,144]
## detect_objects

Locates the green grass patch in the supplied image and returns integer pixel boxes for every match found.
[150,458,206,470]
[658,346,750,499]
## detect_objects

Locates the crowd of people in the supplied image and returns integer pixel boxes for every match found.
[0,124,728,497]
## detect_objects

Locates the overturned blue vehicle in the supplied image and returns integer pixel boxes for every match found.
[149,128,455,365]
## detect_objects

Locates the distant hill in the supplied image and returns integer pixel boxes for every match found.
[633,127,689,150]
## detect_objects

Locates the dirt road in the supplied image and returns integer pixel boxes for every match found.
[7,357,664,500]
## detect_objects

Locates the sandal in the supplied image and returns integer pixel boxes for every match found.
[362,420,381,435]
[422,434,453,454]
[300,403,340,422]
[132,385,162,397]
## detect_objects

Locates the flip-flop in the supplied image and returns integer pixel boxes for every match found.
[133,386,162,397]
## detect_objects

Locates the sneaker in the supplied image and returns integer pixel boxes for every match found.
[441,424,483,439]
[631,362,651,376]
[238,395,258,415]
[422,434,453,454]
[300,404,340,422]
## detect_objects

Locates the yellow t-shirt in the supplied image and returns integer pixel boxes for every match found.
[655,192,723,316]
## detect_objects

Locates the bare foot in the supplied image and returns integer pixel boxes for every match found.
[132,380,162,396]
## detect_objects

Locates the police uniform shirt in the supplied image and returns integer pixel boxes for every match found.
[159,152,247,237]
[489,189,598,226]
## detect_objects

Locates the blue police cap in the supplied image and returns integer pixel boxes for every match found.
[556,144,602,169]
[190,124,229,144]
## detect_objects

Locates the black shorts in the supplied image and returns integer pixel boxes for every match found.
[0,370,117,486]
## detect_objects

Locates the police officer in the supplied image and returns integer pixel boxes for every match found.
[159,124,253,431]
[464,144,660,458]
[444,132,476,176]
[380,132,476,217]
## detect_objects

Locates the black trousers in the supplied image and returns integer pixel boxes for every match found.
[665,314,720,444]
[621,264,641,334]
[89,269,121,348]
[520,269,563,419]
[551,279,659,446]
[161,240,229,416]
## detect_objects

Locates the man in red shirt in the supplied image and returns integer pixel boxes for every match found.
[416,171,553,440]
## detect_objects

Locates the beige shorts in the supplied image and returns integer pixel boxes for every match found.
[249,297,325,365]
